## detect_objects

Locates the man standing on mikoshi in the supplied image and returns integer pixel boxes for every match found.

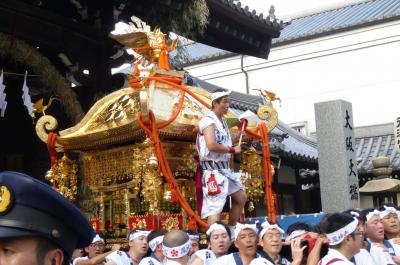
[196,89,247,231]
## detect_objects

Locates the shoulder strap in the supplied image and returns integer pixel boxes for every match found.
[384,240,396,256]
[259,250,275,264]
[232,252,244,265]
[366,241,372,252]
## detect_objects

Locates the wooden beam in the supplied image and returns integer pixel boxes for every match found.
[0,0,106,63]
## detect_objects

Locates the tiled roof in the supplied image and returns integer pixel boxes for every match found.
[215,0,284,30]
[276,0,400,44]
[174,0,400,65]
[355,123,400,174]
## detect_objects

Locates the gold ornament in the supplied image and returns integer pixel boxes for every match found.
[131,218,147,229]
[46,155,78,201]
[256,105,278,132]
[162,216,180,231]
[240,147,264,203]
[147,154,158,168]
[0,185,12,214]
[164,190,172,202]
[248,201,255,212]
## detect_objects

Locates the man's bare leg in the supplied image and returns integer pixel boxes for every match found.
[207,214,220,225]
[228,190,247,226]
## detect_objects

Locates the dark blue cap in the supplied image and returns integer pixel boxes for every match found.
[0,171,94,256]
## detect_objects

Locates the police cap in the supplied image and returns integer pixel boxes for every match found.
[0,171,94,256]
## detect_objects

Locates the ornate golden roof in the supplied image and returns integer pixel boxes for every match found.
[36,80,243,151]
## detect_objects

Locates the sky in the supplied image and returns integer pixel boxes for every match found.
[238,0,357,19]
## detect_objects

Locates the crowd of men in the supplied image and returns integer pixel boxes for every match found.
[4,170,400,265]
[64,204,400,265]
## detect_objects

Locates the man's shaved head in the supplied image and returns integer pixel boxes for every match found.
[163,230,189,247]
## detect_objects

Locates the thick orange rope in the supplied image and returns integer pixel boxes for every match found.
[137,111,208,230]
[259,123,277,223]
[47,132,59,189]
[145,76,263,138]
[47,132,58,167]
[139,75,277,225]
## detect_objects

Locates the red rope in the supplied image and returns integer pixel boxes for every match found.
[130,73,277,225]
[137,111,208,230]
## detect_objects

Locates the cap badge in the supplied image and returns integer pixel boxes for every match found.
[0,185,12,214]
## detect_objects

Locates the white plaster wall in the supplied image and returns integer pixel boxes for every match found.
[185,20,400,135]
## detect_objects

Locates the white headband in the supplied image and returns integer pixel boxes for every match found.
[92,234,105,244]
[259,220,284,239]
[189,234,200,241]
[233,223,258,240]
[149,236,164,252]
[366,210,381,223]
[287,230,307,240]
[380,206,400,219]
[350,211,360,218]
[162,239,191,259]
[211,90,231,101]
[206,223,228,236]
[326,218,358,246]
[129,230,150,241]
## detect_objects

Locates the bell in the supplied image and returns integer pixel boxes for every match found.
[147,154,158,168]
[164,190,171,202]
[248,201,255,212]
[45,169,53,181]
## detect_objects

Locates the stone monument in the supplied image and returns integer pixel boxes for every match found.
[315,100,360,212]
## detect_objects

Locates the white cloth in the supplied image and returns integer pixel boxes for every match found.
[249,257,274,265]
[326,218,358,246]
[73,256,88,265]
[353,249,375,265]
[250,256,290,265]
[192,249,217,265]
[211,90,231,101]
[214,253,237,265]
[318,249,353,265]
[206,223,227,236]
[233,223,258,240]
[258,220,284,239]
[389,239,400,256]
[214,253,259,265]
[366,243,394,265]
[165,260,182,265]
[197,111,232,162]
[139,256,163,265]
[106,251,133,265]
[92,234,105,243]
[162,239,191,259]
[200,169,242,218]
[197,112,243,218]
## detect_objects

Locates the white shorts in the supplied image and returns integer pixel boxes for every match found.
[201,169,243,219]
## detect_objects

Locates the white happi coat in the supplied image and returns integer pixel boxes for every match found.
[139,256,164,265]
[367,241,396,265]
[318,249,353,265]
[197,111,232,163]
[191,249,217,265]
[353,249,375,265]
[106,251,134,265]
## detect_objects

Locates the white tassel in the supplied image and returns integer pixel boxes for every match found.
[21,71,33,116]
[0,70,7,117]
